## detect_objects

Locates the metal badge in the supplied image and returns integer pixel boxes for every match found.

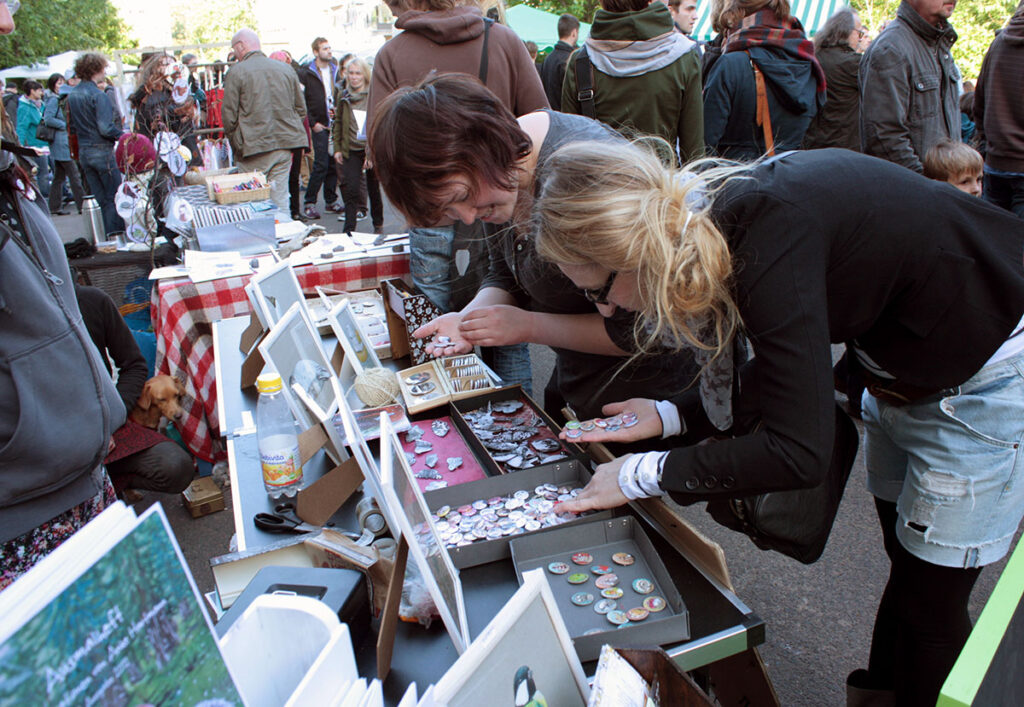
[606,610,630,626]
[590,564,611,575]
[414,440,433,455]
[405,372,431,386]
[626,607,649,622]
[410,381,436,396]
[612,552,635,566]
[632,578,655,595]
[600,587,624,600]
[571,592,595,606]
[567,573,590,585]
[425,454,438,468]
[432,419,450,437]
[595,573,619,589]
[446,456,463,471]
[571,552,593,565]
[548,562,570,575]
[643,596,667,612]
[593,599,617,615]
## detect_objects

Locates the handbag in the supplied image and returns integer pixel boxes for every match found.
[705,403,859,564]
[35,120,56,143]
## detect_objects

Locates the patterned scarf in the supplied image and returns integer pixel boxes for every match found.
[724,9,826,99]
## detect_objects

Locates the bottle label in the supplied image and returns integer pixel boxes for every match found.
[260,441,303,488]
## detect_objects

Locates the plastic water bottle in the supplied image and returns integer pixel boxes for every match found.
[256,372,303,499]
[82,195,104,245]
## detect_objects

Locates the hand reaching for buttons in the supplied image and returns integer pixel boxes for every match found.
[556,458,630,514]
[413,312,473,357]
[559,398,662,444]
[458,305,534,347]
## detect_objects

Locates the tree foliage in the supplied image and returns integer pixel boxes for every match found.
[512,0,602,24]
[850,0,1017,79]
[169,0,258,50]
[0,0,133,68]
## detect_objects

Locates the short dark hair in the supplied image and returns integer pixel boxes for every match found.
[557,13,580,39]
[370,73,532,228]
[75,53,108,81]
[22,80,42,94]
[46,73,63,93]
[312,37,329,52]
[600,0,648,11]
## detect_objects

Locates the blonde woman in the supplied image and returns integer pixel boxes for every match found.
[333,58,382,233]
[537,140,1024,705]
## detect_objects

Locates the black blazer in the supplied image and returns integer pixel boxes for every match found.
[663,149,1024,502]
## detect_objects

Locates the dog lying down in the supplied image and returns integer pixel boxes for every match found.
[129,375,185,430]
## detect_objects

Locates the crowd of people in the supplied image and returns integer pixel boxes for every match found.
[1,0,1023,704]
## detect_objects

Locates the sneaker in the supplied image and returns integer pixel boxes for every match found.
[357,209,367,220]
[302,204,321,220]
[325,201,344,214]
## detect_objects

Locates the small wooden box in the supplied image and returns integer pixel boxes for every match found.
[205,171,270,204]
[398,354,497,415]
[181,477,226,518]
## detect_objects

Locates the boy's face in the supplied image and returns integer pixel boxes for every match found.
[949,171,983,197]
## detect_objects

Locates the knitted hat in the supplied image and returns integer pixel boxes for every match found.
[115,133,157,175]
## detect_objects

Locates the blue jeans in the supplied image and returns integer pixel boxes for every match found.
[862,350,1024,568]
[983,170,1024,219]
[31,154,51,200]
[79,144,124,235]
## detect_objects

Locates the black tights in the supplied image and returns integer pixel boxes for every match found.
[867,498,981,706]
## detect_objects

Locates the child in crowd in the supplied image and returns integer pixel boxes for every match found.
[923,139,984,196]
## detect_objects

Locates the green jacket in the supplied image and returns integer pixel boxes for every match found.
[221,50,307,158]
[331,87,369,160]
[562,3,704,163]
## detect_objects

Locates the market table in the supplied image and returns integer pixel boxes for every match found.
[211,315,769,705]
[153,253,410,462]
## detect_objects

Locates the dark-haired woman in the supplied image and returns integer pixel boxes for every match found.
[531,140,1024,705]
[703,0,825,159]
[43,72,85,214]
[129,54,200,170]
[15,79,50,199]
[371,73,697,419]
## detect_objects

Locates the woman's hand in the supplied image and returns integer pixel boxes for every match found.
[458,305,534,347]
[557,457,630,514]
[412,312,473,357]
[559,398,663,444]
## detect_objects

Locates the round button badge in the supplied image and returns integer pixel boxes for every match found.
[595,573,620,590]
[571,552,593,565]
[590,564,611,575]
[643,596,667,612]
[547,562,570,575]
[626,607,650,622]
[567,573,590,585]
[600,587,623,600]
[606,610,630,626]
[593,598,617,615]
[611,552,635,566]
[571,592,595,606]
[632,578,655,595]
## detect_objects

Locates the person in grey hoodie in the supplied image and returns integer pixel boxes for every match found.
[0,0,125,591]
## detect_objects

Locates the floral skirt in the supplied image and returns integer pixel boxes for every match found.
[0,470,117,591]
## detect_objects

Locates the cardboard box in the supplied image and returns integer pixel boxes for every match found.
[382,278,441,364]
[182,477,226,518]
[510,516,691,662]
[398,354,498,415]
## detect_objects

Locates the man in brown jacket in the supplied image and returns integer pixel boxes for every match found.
[222,28,308,210]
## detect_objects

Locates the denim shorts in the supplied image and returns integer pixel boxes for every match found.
[861,351,1024,568]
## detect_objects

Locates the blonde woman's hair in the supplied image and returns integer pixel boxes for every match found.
[346,57,372,87]
[710,0,790,33]
[534,140,745,364]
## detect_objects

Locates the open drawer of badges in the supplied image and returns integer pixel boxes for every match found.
[398,354,499,415]
[510,515,691,661]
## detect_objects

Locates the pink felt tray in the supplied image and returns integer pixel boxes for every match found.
[401,415,489,492]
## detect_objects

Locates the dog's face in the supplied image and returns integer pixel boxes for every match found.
[137,375,185,421]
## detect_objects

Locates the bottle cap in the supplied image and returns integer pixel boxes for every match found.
[256,372,283,393]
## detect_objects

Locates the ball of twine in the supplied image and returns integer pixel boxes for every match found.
[353,368,401,407]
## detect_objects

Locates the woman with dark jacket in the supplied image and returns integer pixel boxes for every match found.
[128,54,200,169]
[703,0,825,159]
[333,58,383,233]
[43,73,85,214]
[535,141,1024,706]
[802,8,868,151]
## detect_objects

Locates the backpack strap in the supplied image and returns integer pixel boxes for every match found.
[574,45,596,119]
[749,53,775,156]
[479,18,494,83]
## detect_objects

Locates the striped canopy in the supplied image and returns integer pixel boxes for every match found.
[690,0,851,42]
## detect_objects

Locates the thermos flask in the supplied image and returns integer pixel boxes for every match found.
[82,195,104,245]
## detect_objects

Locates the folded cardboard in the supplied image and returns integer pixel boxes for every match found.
[510,515,690,662]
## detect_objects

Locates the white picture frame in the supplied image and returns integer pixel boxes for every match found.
[258,301,339,431]
[243,281,267,329]
[327,297,382,376]
[379,415,471,654]
[250,258,307,328]
[432,569,589,707]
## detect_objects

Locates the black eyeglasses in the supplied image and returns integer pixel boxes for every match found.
[582,271,617,305]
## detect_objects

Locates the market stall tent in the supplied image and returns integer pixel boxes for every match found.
[690,0,851,41]
[0,50,79,81]
[505,4,592,53]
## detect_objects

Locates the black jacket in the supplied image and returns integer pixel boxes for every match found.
[296,62,329,127]
[75,284,148,415]
[540,40,574,110]
[663,149,1024,504]
[802,44,861,151]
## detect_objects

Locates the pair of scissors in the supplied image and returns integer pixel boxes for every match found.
[253,503,321,534]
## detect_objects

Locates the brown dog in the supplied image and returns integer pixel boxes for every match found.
[130,375,186,430]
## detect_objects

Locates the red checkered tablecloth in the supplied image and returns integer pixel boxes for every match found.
[152,254,410,462]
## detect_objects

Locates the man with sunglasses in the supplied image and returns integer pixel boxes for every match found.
[0,0,126,590]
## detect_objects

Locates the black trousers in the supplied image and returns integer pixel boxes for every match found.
[48,159,85,213]
[867,498,981,706]
[304,129,338,207]
[106,440,195,494]
[340,149,382,232]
